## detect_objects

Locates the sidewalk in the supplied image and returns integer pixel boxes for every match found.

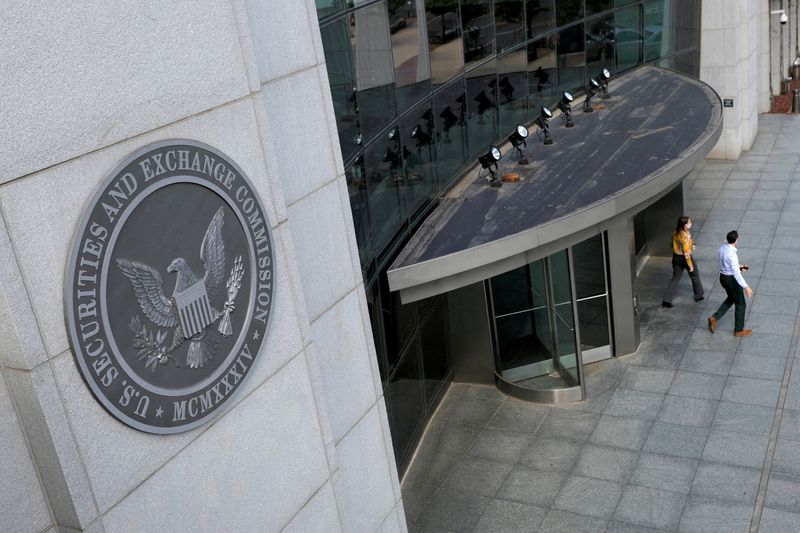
[401,114,800,532]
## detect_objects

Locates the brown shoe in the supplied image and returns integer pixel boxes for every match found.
[734,329,752,337]
[708,316,717,333]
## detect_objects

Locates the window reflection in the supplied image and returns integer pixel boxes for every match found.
[400,104,437,219]
[433,81,468,187]
[462,0,494,67]
[320,18,360,163]
[346,156,373,273]
[673,0,696,52]
[527,0,555,39]
[425,0,464,85]
[586,14,614,77]
[391,0,431,111]
[495,0,525,52]
[316,0,345,20]
[557,23,585,96]
[527,35,556,121]
[351,2,397,138]
[363,132,405,251]
[615,5,642,72]
[466,60,498,158]
[644,0,672,62]
[498,49,527,135]
[556,0,583,27]
[387,342,425,463]
[586,0,612,16]
[420,299,449,406]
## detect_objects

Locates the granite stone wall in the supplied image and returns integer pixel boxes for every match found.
[0,1,404,531]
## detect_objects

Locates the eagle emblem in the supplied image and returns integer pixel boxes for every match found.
[115,207,244,371]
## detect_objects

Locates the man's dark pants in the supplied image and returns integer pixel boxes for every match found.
[712,274,746,332]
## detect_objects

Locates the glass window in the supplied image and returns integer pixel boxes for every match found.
[320,19,361,163]
[425,0,464,86]
[644,0,672,61]
[433,81,468,188]
[379,273,418,370]
[317,0,346,20]
[387,342,425,463]
[400,103,438,219]
[466,59,498,158]
[615,5,642,72]
[346,157,373,273]
[420,299,449,406]
[366,282,388,383]
[351,2,398,139]
[586,14,615,78]
[555,0,583,27]
[462,0,494,68]
[526,0,555,39]
[391,0,432,111]
[672,49,698,77]
[498,48,528,135]
[586,0,612,16]
[556,23,586,96]
[495,0,526,52]
[673,0,697,52]
[527,35,556,121]
[363,131,406,252]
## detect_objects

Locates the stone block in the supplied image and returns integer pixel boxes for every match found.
[552,476,623,519]
[473,498,547,532]
[643,422,709,459]
[574,444,639,483]
[0,1,249,184]
[444,457,513,497]
[496,467,568,508]
[679,495,753,532]
[102,354,331,532]
[612,485,686,531]
[701,429,769,468]
[712,401,776,436]
[589,415,651,450]
[668,371,726,400]
[690,462,761,504]
[282,481,343,533]
[604,389,664,420]
[722,376,781,407]
[467,428,532,464]
[630,453,698,494]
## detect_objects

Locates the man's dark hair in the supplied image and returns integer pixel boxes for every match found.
[726,230,738,244]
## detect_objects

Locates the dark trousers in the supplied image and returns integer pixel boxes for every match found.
[713,274,746,332]
[663,254,704,304]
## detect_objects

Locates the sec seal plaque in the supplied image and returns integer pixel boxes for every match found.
[65,140,275,434]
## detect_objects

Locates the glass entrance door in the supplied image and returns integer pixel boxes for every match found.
[572,234,612,364]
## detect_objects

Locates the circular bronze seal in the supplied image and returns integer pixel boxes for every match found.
[65,140,275,433]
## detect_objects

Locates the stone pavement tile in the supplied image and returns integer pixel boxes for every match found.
[755,278,800,297]
[574,444,639,483]
[552,475,623,519]
[668,371,726,400]
[467,428,533,464]
[472,498,547,533]
[687,326,739,353]
[759,507,800,533]
[767,247,800,263]
[701,429,769,469]
[629,453,698,494]
[402,481,440,524]
[535,408,600,443]
[712,402,776,436]
[778,409,800,441]
[495,467,569,508]
[448,382,508,401]
[418,486,490,532]
[756,180,790,190]
[643,422,709,459]
[718,188,754,200]
[728,170,761,180]
[743,209,782,224]
[783,382,800,410]
[730,352,787,381]
[706,208,743,223]
[689,462,761,504]
[538,509,607,533]
[725,179,758,190]
[657,396,718,428]
[742,312,796,335]
[403,449,462,488]
[559,388,613,413]
[678,350,734,376]
[589,415,652,450]
[773,438,800,477]
[765,472,800,514]
[620,366,676,394]
[519,436,582,472]
[604,389,664,420]
[444,457,513,497]
[751,295,800,317]
[437,396,503,426]
[486,401,548,432]
[734,333,792,358]
[605,521,665,533]
[625,344,686,370]
[678,495,754,533]
[418,420,484,457]
[722,376,781,407]
[612,485,686,531]
[762,261,798,280]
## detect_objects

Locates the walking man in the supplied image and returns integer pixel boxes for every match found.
[708,230,753,337]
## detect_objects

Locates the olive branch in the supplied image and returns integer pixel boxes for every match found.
[218,255,243,337]
[129,315,178,371]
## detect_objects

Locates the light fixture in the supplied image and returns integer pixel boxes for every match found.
[507,124,529,165]
[477,146,502,187]
[771,9,789,25]
[584,78,600,113]
[557,92,575,128]
[534,107,553,145]
[597,68,611,99]
[411,124,432,148]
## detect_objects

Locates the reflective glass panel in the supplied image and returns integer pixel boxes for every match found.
[351,2,398,138]
[498,49,528,136]
[391,0,432,111]
[615,5,643,72]
[644,0,672,61]
[346,157,373,273]
[363,132,405,252]
[317,0,345,20]
[527,35,556,121]
[673,0,697,52]
[320,19,360,163]
[400,104,438,218]
[466,60,498,158]
[420,299,449,405]
[461,0,494,68]
[556,23,586,96]
[586,14,615,76]
[556,0,583,27]
[672,49,697,77]
[387,342,425,463]
[549,250,578,383]
[495,0,526,52]
[433,81,468,188]
[572,234,606,299]
[380,273,418,370]
[586,0,612,16]
[425,0,464,85]
[526,0,555,38]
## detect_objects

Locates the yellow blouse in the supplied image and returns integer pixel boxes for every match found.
[672,230,694,269]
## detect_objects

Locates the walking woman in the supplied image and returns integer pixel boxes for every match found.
[662,215,704,307]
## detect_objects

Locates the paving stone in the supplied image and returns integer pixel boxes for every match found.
[730,353,787,381]
[712,402,776,436]
[535,408,600,443]
[612,485,686,531]
[759,507,800,533]
[604,389,664,420]
[605,521,665,533]
[690,462,761,504]
[418,420,483,457]
[629,453,698,494]
[678,350,735,376]
[668,371,726,400]
[765,472,800,514]
[678,495,755,532]
[552,476,623,519]
[467,428,533,464]
[643,422,709,459]
[778,409,800,441]
[401,481,440,524]
[574,444,640,483]
[620,366,676,394]
[472,498,547,533]
[418,487,490,532]
[519,437,582,472]
[444,457,513,497]
[402,449,462,488]
[486,402,549,432]
[495,467,569,508]
[589,415,652,451]
[438,396,503,426]
[722,376,781,407]
[657,395,718,427]
[538,509,607,533]
[772,438,800,477]
[751,296,799,317]
[701,430,769,468]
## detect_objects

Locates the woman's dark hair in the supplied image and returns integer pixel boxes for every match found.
[675,216,691,233]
